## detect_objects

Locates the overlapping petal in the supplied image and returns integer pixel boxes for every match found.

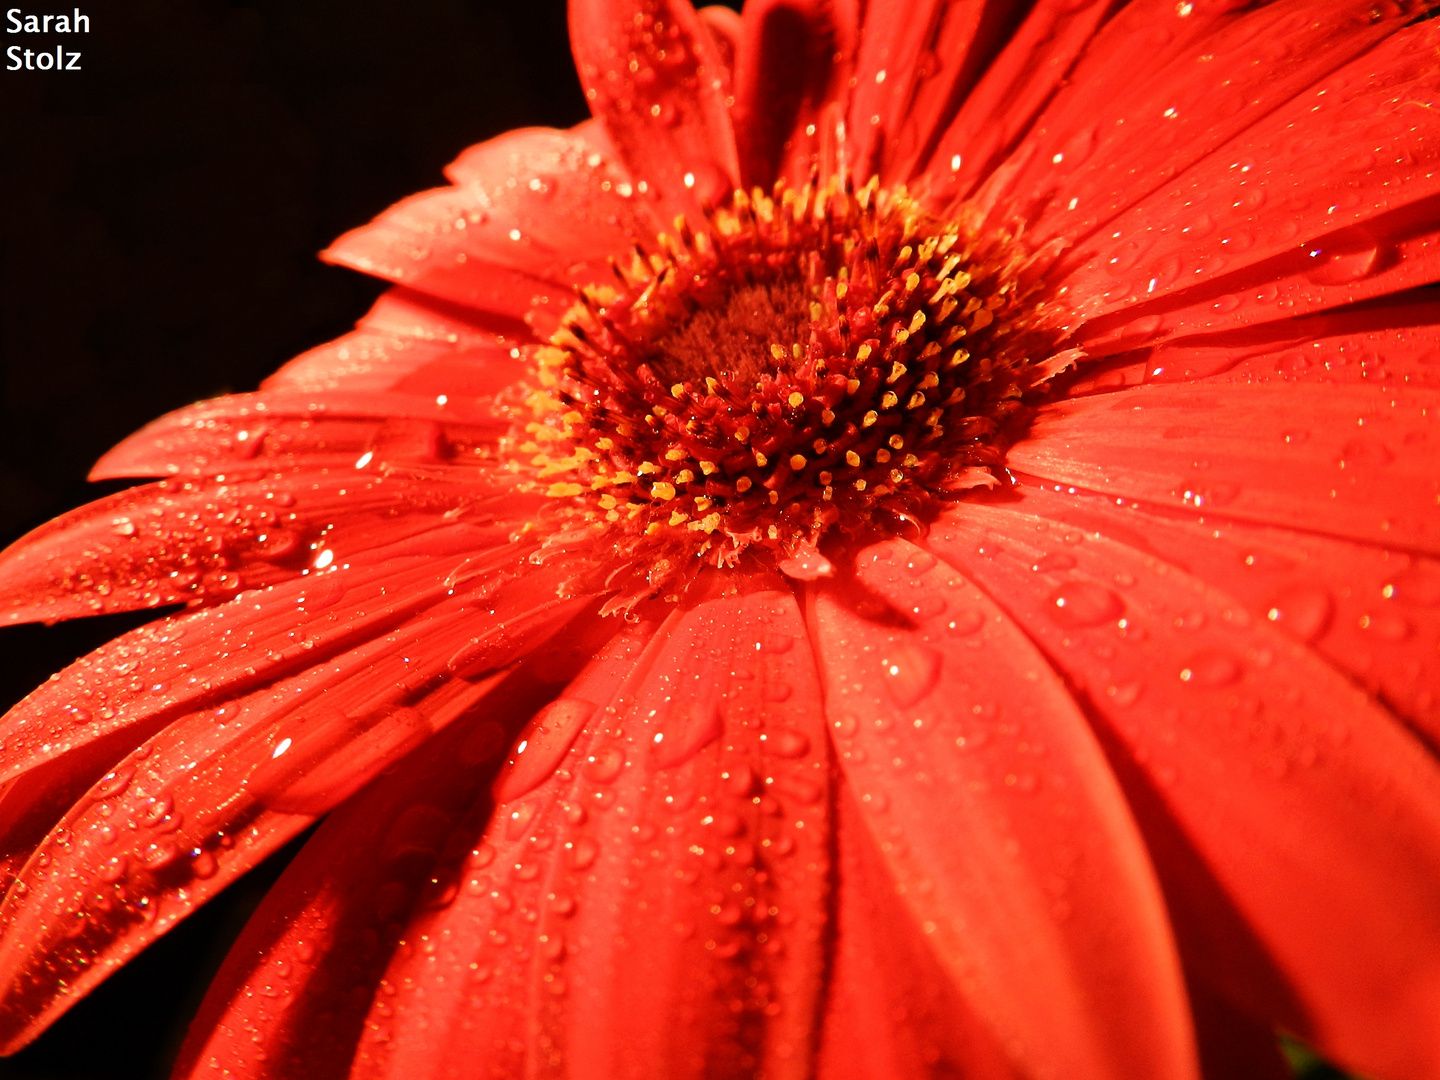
[3,0,1440,1077]
[929,503,1440,1080]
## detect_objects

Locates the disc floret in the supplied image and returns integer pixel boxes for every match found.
[513,174,1070,572]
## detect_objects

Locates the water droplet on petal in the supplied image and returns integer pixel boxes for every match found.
[569,837,598,870]
[1032,552,1077,572]
[767,729,810,758]
[1359,612,1411,641]
[1386,563,1440,607]
[881,644,942,707]
[1179,650,1242,687]
[945,609,984,636]
[1305,245,1379,286]
[653,699,723,768]
[495,698,597,802]
[1265,587,1333,642]
[583,745,626,783]
[1047,582,1123,628]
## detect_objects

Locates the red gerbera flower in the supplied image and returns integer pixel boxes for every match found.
[3,0,1439,1077]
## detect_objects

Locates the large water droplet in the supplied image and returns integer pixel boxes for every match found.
[766,729,811,759]
[1386,563,1440,608]
[495,698,597,802]
[1305,245,1379,286]
[583,745,626,783]
[881,644,942,707]
[1265,587,1332,642]
[653,699,723,769]
[1179,650,1242,687]
[1046,582,1123,628]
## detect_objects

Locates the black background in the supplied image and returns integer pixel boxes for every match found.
[0,1,595,1076]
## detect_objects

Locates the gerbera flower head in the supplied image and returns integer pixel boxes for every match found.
[2,1,1440,1079]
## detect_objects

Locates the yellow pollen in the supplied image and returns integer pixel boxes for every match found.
[854,479,867,491]
[862,411,878,427]
[674,469,695,484]
[754,450,768,467]
[881,391,899,410]
[790,454,808,470]
[736,477,753,493]
[821,408,835,424]
[876,449,891,463]
[671,383,685,398]
[856,343,872,362]
[699,460,718,474]
[788,392,804,407]
[845,450,861,467]
[887,362,907,384]
[652,482,677,501]
[770,344,787,361]
[547,482,583,497]
[889,435,905,449]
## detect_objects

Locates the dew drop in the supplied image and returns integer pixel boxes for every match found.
[1386,563,1440,608]
[653,699,723,769]
[945,609,984,636]
[1031,552,1078,572]
[569,837,598,870]
[767,729,811,759]
[1265,586,1333,642]
[1047,582,1123,628]
[505,802,539,840]
[583,745,627,783]
[1105,682,1143,707]
[759,632,794,654]
[495,698,596,802]
[1178,650,1242,687]
[880,644,942,707]
[94,765,136,799]
[1359,612,1411,641]
[1305,245,1379,286]
[191,849,218,878]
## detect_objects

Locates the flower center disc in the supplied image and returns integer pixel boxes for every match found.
[517,176,1066,574]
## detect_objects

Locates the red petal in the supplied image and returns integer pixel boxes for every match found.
[730,0,859,188]
[569,0,739,216]
[0,540,511,797]
[816,785,1020,1080]
[89,390,506,480]
[846,0,1020,186]
[808,538,1198,1080]
[1008,379,1440,553]
[355,576,832,1080]
[1005,479,1440,743]
[926,0,1117,199]
[1064,292,1440,391]
[696,4,742,75]
[323,126,649,330]
[928,503,1440,1080]
[171,621,630,1080]
[1007,0,1417,249]
[264,289,527,397]
[1057,17,1440,341]
[0,469,534,624]
[0,553,596,1051]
